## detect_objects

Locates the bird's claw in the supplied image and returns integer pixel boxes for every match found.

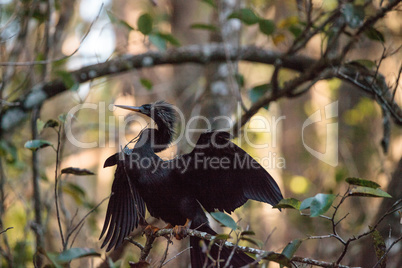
[172,225,189,240]
[143,225,160,236]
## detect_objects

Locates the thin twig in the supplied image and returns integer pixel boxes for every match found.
[69,221,85,249]
[336,199,402,264]
[162,246,192,266]
[223,231,241,268]
[125,237,145,250]
[54,124,65,248]
[391,64,402,103]
[157,236,172,268]
[0,3,105,67]
[307,234,335,240]
[372,235,402,268]
[335,213,350,226]
[64,195,110,248]
[31,106,44,264]
[0,227,13,235]
[291,256,358,268]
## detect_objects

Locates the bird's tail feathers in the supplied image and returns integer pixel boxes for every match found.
[190,225,254,268]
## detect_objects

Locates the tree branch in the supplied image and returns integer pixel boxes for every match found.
[130,227,356,268]
[0,227,13,235]
[0,44,314,134]
[1,44,400,134]
[291,256,357,268]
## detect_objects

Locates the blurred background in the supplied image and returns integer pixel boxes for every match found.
[0,0,401,267]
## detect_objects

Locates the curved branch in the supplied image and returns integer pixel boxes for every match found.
[0,227,13,235]
[0,44,400,133]
[0,44,313,132]
[130,227,357,268]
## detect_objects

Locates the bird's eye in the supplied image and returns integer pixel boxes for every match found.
[140,105,151,114]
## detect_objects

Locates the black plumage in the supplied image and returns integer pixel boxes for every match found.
[100,101,283,267]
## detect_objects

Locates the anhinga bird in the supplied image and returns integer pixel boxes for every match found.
[100,101,283,267]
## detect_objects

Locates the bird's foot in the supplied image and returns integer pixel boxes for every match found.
[163,223,174,229]
[172,225,188,240]
[172,219,191,240]
[143,225,160,236]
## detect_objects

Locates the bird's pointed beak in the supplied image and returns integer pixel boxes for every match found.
[114,105,141,112]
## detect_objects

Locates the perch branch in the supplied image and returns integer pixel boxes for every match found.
[132,227,356,268]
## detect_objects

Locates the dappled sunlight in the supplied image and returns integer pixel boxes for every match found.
[289,175,309,194]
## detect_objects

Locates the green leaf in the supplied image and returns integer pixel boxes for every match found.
[349,59,377,70]
[107,10,135,31]
[228,8,260,25]
[369,227,387,267]
[300,197,314,210]
[346,177,380,189]
[106,10,118,24]
[235,73,245,87]
[190,23,217,32]
[300,194,336,216]
[201,0,216,8]
[335,168,348,183]
[106,257,121,268]
[149,32,180,50]
[44,252,63,268]
[40,172,49,182]
[210,212,237,231]
[364,27,385,43]
[280,239,302,267]
[24,140,53,151]
[44,119,59,129]
[119,20,135,31]
[56,70,79,91]
[310,194,336,217]
[149,34,167,51]
[37,119,59,134]
[0,140,17,163]
[342,3,365,29]
[259,19,275,36]
[240,236,264,248]
[273,198,301,210]
[140,78,153,90]
[349,186,392,198]
[137,13,153,35]
[262,252,291,266]
[33,9,47,23]
[61,167,95,176]
[214,233,231,240]
[240,230,255,236]
[56,248,100,264]
[58,113,67,123]
[157,32,181,46]
[58,113,77,124]
[288,24,303,38]
[36,118,45,134]
[62,182,86,204]
[249,84,271,109]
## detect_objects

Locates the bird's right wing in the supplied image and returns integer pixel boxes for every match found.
[174,132,283,213]
[100,153,145,251]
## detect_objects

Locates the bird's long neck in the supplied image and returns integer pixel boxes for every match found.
[152,117,174,153]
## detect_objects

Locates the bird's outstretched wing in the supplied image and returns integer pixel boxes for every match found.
[100,153,145,251]
[175,132,283,213]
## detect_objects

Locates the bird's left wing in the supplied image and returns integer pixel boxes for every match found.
[173,132,283,213]
[100,153,145,251]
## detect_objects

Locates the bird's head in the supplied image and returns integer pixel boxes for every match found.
[115,101,176,152]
